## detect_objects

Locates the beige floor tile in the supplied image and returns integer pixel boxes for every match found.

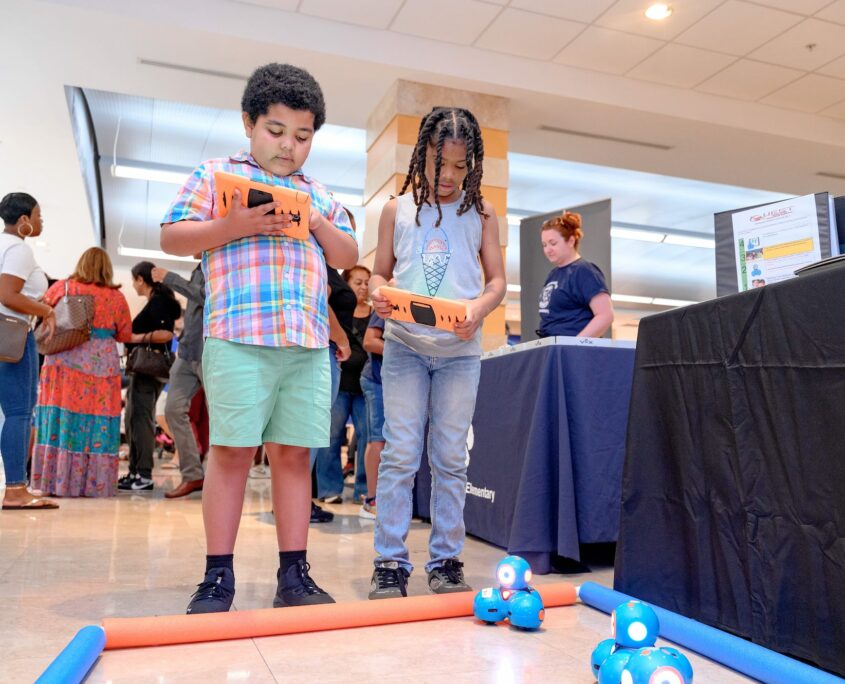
[87,640,277,684]
[1,467,758,683]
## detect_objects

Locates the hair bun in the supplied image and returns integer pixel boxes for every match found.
[560,211,582,231]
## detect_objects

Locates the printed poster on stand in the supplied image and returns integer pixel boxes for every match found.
[731,193,832,292]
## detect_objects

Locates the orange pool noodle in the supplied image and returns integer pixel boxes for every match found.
[214,171,310,240]
[378,286,468,332]
[102,582,576,649]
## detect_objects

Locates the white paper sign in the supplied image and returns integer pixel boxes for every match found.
[731,194,822,292]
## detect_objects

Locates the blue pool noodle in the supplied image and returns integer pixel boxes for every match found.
[578,582,843,684]
[36,625,106,684]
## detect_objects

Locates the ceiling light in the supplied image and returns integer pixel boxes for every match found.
[611,227,665,242]
[117,246,198,263]
[645,3,673,21]
[662,234,715,249]
[112,164,189,186]
[652,297,697,308]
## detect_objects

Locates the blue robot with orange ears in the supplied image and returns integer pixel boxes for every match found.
[590,600,694,684]
[473,555,545,630]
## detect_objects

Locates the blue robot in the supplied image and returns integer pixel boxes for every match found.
[507,587,545,630]
[612,601,660,649]
[598,649,634,684]
[473,587,508,624]
[496,555,532,590]
[591,638,617,677]
[658,647,693,682]
[622,647,690,684]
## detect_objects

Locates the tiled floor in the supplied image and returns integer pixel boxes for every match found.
[0,465,756,683]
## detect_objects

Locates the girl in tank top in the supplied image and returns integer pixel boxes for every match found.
[367,107,506,599]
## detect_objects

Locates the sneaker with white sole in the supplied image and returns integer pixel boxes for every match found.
[130,476,154,491]
[427,559,472,594]
[358,497,376,520]
[368,561,409,599]
[117,473,137,491]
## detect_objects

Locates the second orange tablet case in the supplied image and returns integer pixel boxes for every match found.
[214,171,310,240]
[378,286,467,332]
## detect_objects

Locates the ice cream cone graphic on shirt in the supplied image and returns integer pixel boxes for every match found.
[420,226,451,296]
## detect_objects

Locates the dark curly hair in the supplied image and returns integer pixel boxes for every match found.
[241,63,326,130]
[398,107,485,227]
[0,192,38,225]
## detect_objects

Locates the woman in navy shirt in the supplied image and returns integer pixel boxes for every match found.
[537,211,614,338]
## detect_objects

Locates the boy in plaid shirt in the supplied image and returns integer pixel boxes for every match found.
[161,63,357,613]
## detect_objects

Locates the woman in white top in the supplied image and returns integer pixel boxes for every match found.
[0,193,57,510]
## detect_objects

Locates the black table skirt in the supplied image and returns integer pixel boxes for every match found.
[614,266,845,677]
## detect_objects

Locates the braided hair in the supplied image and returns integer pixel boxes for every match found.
[398,107,486,227]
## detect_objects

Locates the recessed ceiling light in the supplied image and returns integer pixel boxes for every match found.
[645,3,673,21]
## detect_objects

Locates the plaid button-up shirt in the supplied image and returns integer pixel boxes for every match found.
[161,152,354,348]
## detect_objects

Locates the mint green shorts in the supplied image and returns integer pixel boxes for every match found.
[203,337,331,448]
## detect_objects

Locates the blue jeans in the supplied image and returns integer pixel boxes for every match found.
[313,390,367,500]
[0,332,38,486]
[374,338,481,574]
[360,375,385,443]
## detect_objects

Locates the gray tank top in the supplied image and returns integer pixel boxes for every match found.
[385,192,483,357]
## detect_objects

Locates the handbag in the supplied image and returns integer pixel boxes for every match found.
[35,280,94,355]
[0,312,30,363]
[126,333,174,380]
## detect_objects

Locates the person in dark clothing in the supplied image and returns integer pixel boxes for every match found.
[152,263,207,499]
[537,211,613,338]
[312,265,371,503]
[118,261,181,492]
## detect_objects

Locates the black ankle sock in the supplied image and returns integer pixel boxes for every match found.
[280,550,306,574]
[365,496,376,505]
[206,554,234,573]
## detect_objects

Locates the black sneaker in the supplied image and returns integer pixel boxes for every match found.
[310,502,334,523]
[427,559,472,594]
[368,561,410,600]
[117,473,137,490]
[186,567,235,614]
[130,476,154,491]
[273,559,335,607]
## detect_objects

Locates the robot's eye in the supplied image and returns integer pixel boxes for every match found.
[649,667,682,684]
[497,566,515,586]
[628,621,648,643]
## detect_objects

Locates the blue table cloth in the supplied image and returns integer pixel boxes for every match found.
[414,338,635,573]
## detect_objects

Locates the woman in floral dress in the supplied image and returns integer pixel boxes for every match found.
[31,248,170,497]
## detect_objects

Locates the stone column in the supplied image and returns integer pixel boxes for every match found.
[363,80,509,349]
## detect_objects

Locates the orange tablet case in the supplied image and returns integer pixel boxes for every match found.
[214,171,310,240]
[378,286,467,332]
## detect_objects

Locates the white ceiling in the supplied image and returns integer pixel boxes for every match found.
[227,0,845,120]
[4,0,845,306]
[86,88,787,306]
